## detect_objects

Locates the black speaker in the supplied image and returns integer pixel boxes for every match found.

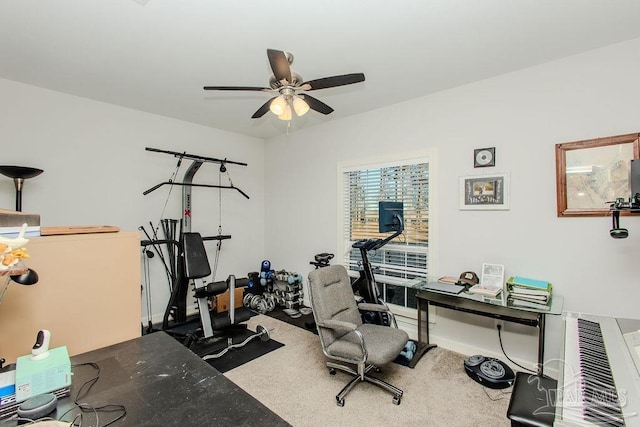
[464,355,515,389]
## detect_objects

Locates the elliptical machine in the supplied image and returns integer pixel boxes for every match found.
[351,202,404,326]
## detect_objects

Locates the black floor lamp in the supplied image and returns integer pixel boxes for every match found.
[0,166,44,212]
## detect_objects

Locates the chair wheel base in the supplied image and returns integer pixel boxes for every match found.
[393,395,402,405]
[336,398,345,407]
[329,368,336,375]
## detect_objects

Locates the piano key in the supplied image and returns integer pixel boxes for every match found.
[555,314,640,426]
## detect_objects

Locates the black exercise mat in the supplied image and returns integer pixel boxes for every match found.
[392,339,418,367]
[194,327,284,373]
[264,308,318,335]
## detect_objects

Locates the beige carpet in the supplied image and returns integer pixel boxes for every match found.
[225,315,512,427]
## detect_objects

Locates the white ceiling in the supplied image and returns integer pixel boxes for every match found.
[2,0,640,140]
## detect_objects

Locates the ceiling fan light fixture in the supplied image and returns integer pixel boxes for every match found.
[270,95,287,116]
[203,49,366,123]
[278,104,292,121]
[292,97,310,117]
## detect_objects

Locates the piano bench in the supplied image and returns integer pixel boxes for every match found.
[507,372,557,427]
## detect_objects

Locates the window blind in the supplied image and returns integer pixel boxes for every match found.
[343,162,429,284]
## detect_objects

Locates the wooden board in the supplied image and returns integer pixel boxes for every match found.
[40,225,120,236]
[0,232,141,363]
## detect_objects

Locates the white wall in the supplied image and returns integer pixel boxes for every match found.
[0,78,266,325]
[263,37,640,373]
[3,36,639,375]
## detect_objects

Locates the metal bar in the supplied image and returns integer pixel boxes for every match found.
[182,161,203,233]
[142,181,250,198]
[145,147,248,167]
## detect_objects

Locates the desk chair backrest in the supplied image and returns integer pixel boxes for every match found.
[308,264,362,349]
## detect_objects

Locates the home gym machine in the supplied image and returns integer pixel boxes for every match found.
[351,201,404,326]
[141,147,253,346]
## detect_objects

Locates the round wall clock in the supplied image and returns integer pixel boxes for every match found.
[474,147,495,168]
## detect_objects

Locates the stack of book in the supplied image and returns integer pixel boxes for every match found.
[437,276,459,284]
[0,208,41,238]
[506,276,552,310]
[469,283,502,297]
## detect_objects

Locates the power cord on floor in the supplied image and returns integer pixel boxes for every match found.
[482,386,511,401]
[496,324,535,374]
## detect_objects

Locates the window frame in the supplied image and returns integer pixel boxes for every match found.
[337,150,437,312]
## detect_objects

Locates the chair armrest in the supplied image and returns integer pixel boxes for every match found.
[319,321,367,362]
[357,302,390,313]
[318,319,357,335]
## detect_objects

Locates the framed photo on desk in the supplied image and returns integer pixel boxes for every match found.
[459,172,510,210]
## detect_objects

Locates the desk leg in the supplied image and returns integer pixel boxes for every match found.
[537,313,545,377]
[409,298,437,368]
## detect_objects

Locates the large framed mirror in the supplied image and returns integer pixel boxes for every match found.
[556,132,640,217]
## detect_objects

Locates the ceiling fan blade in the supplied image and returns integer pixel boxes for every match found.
[203,86,270,91]
[302,95,334,115]
[251,97,276,119]
[302,73,365,91]
[267,49,292,84]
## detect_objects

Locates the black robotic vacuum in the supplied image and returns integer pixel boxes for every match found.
[464,355,515,389]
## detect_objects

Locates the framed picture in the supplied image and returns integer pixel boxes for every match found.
[481,263,505,289]
[474,147,495,168]
[555,132,640,217]
[459,172,510,210]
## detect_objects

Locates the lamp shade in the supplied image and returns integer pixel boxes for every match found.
[10,268,39,286]
[0,166,43,212]
[0,166,43,180]
[269,96,287,116]
[278,104,292,121]
[293,97,310,117]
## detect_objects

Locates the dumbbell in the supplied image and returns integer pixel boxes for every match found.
[287,273,303,284]
[401,340,416,360]
[401,349,414,361]
[404,340,417,353]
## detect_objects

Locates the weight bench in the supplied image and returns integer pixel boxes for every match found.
[506,372,557,427]
[183,232,251,339]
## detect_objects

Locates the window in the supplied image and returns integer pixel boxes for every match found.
[339,154,433,310]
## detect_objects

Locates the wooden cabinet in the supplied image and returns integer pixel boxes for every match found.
[0,231,140,364]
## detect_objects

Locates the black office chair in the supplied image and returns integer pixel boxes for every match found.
[308,264,408,406]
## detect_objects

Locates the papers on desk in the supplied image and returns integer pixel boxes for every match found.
[468,284,502,297]
[437,276,459,284]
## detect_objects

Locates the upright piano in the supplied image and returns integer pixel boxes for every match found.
[555,312,640,426]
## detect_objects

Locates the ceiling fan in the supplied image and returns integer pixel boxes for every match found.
[203,49,365,121]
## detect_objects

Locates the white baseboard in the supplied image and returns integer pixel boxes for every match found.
[394,314,559,380]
